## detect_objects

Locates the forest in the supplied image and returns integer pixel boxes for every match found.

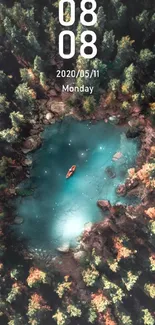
[0,0,155,324]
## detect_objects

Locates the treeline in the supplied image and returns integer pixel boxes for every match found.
[0,0,154,142]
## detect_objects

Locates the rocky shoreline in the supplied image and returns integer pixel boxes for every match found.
[1,87,154,267]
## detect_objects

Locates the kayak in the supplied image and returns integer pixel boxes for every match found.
[66,165,76,179]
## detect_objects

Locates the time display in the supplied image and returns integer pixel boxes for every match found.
[59,0,97,59]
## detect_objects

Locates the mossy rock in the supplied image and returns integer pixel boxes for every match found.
[16,188,34,197]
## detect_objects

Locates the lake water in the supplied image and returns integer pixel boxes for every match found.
[14,119,138,251]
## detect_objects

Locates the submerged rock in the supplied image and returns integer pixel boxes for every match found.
[57,244,70,253]
[105,166,116,178]
[116,184,127,197]
[97,200,111,211]
[112,152,123,161]
[22,136,41,154]
[22,158,32,167]
[14,217,24,225]
[126,126,141,139]
[84,222,93,232]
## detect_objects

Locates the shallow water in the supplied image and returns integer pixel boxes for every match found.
[14,119,138,251]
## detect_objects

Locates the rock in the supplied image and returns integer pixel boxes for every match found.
[43,119,50,125]
[39,113,44,120]
[29,119,37,125]
[116,184,127,197]
[45,112,54,121]
[57,244,70,253]
[22,158,32,167]
[112,152,123,161]
[109,116,119,124]
[9,188,16,195]
[14,217,24,225]
[22,136,41,154]
[97,200,111,211]
[125,178,139,191]
[73,250,87,262]
[55,84,61,93]
[105,166,116,178]
[49,89,57,97]
[49,118,56,124]
[30,129,40,136]
[84,222,93,232]
[48,100,66,116]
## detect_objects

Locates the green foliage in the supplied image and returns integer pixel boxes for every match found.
[53,309,67,325]
[121,101,130,111]
[0,71,9,92]
[8,315,24,325]
[0,128,19,143]
[95,6,106,32]
[67,304,81,317]
[142,309,155,325]
[88,308,97,323]
[34,56,43,75]
[6,284,22,304]
[102,275,125,304]
[108,79,120,93]
[139,49,155,68]
[116,310,133,325]
[0,156,11,177]
[122,271,140,291]
[122,63,136,94]
[107,258,119,272]
[136,10,155,40]
[0,95,9,113]
[92,248,101,266]
[82,265,99,286]
[27,31,41,54]
[10,269,20,280]
[115,36,135,68]
[40,72,47,87]
[144,283,155,299]
[102,30,116,61]
[144,82,155,99]
[83,97,96,114]
[10,111,25,129]
[56,277,72,298]
[149,256,155,272]
[15,83,36,112]
[20,69,31,83]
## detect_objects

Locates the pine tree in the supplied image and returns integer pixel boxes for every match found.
[15,83,36,112]
[102,30,116,62]
[122,63,137,94]
[27,31,41,54]
[95,7,106,32]
[0,71,9,92]
[115,36,135,70]
[0,128,18,143]
[139,49,155,68]
[0,95,9,113]
[10,111,25,129]
[33,56,43,75]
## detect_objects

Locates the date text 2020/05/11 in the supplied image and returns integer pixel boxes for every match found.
[56,69,100,78]
[59,0,98,59]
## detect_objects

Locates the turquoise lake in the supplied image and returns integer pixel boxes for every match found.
[14,119,138,251]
